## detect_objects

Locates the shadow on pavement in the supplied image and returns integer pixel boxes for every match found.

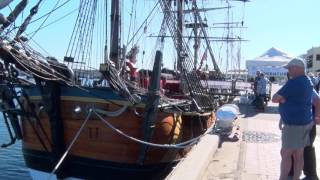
[215,126,241,148]
[264,105,279,114]
[237,103,279,118]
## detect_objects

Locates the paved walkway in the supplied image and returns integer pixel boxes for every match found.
[202,84,320,180]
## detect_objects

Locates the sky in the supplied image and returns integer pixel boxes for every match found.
[2,0,320,72]
[243,0,320,60]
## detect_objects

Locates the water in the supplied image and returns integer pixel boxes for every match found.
[0,116,32,180]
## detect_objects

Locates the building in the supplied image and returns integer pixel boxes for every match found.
[246,47,292,82]
[305,46,320,74]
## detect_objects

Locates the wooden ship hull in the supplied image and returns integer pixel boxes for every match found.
[20,86,215,179]
[0,0,223,179]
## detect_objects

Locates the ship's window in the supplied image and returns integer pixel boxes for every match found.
[316,54,320,61]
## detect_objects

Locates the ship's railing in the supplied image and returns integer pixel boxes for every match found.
[201,80,253,96]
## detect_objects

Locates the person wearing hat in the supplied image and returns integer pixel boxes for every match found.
[286,90,320,180]
[272,58,315,180]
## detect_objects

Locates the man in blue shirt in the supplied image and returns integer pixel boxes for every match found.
[272,58,314,180]
[285,90,320,180]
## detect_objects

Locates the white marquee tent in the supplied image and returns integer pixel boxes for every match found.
[246,47,293,78]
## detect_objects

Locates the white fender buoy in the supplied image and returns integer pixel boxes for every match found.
[216,104,239,128]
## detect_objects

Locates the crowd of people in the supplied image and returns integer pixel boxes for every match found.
[272,58,320,180]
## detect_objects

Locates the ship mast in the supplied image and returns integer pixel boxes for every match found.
[191,1,222,76]
[110,0,121,69]
[192,9,199,70]
[177,0,184,72]
[184,5,208,70]
[104,1,109,64]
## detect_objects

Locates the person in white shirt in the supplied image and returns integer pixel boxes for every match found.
[255,73,270,110]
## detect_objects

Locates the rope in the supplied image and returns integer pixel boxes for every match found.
[3,0,73,37]
[47,109,92,180]
[45,106,213,179]
[126,0,160,47]
[94,105,128,117]
[159,1,214,111]
[15,0,44,39]
[25,8,79,36]
[126,0,135,46]
[14,0,73,28]
[72,0,97,76]
[28,0,60,40]
[65,0,84,58]
[93,108,214,149]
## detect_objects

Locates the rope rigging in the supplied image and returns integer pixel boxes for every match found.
[0,0,221,113]
[126,0,160,48]
[15,0,44,40]
[29,0,72,24]
[0,4,225,174]
[25,8,79,37]
[1,0,71,39]
[64,0,98,79]
[27,0,61,40]
[160,0,216,111]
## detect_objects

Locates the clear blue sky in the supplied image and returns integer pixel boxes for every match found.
[243,0,320,60]
[2,0,320,71]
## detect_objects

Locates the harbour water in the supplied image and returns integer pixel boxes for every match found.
[0,116,31,180]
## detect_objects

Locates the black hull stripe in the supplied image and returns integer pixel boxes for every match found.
[23,148,177,180]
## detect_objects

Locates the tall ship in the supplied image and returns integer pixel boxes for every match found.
[0,0,247,179]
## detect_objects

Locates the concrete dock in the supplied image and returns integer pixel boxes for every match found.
[168,84,320,180]
[202,84,320,180]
